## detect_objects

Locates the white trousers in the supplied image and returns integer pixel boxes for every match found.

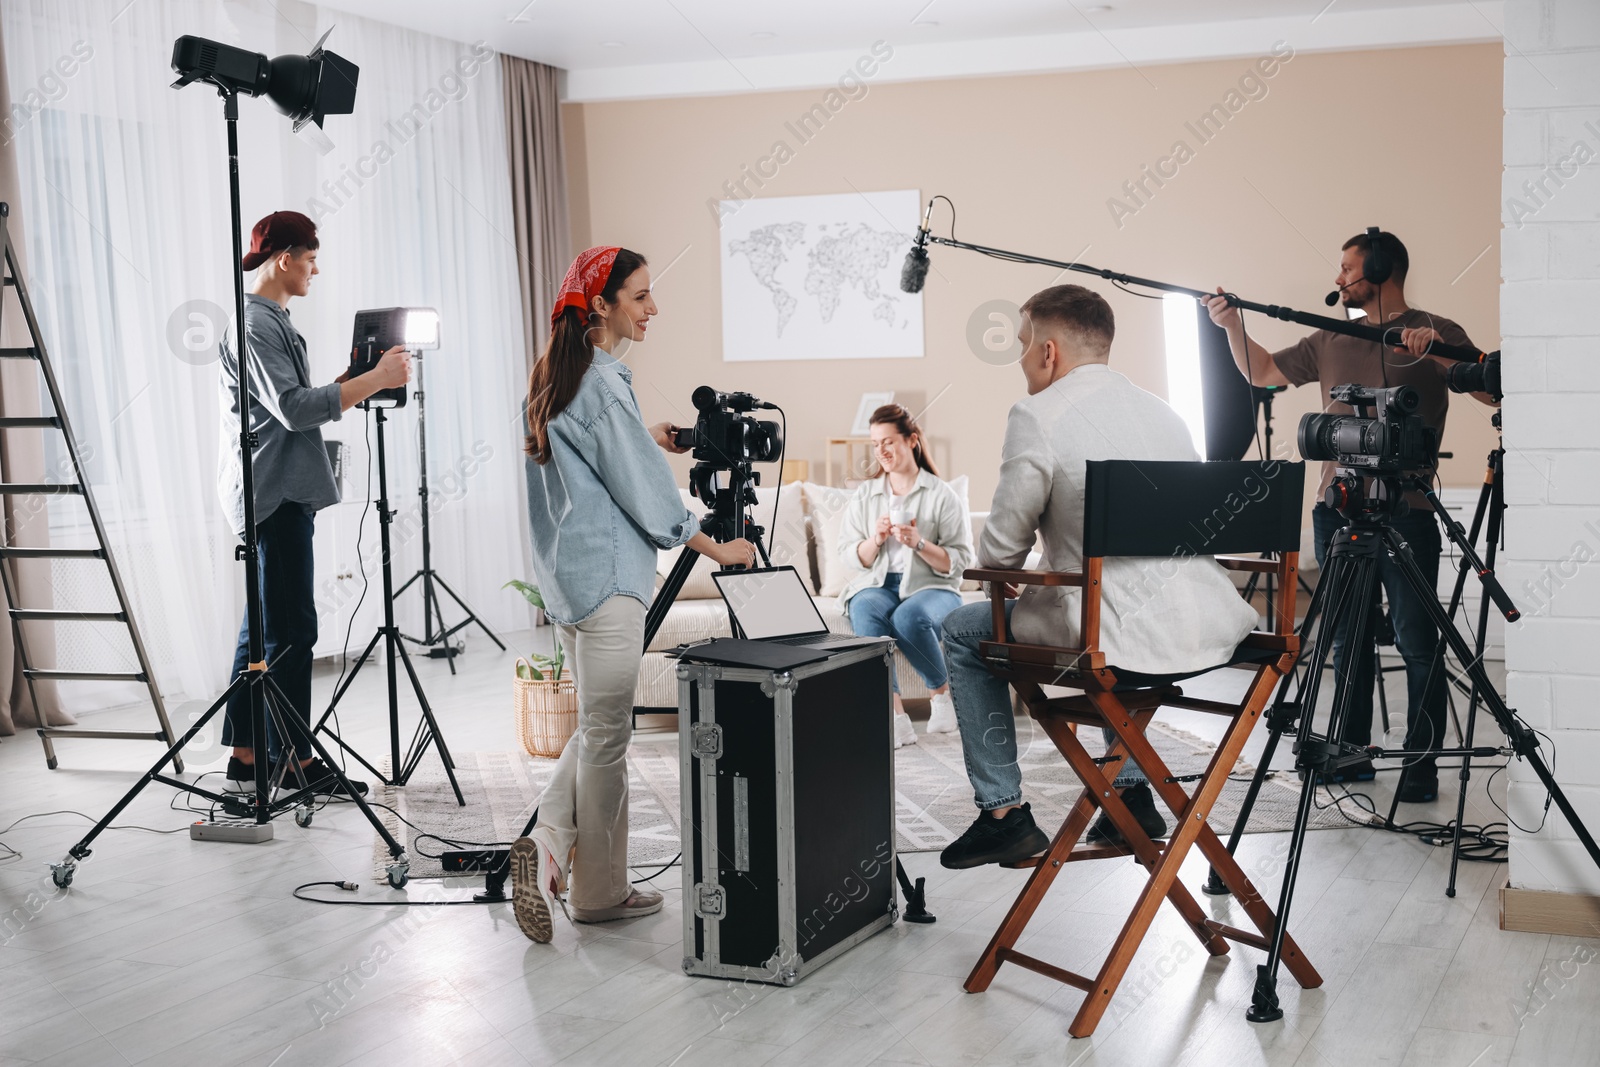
[532,594,644,910]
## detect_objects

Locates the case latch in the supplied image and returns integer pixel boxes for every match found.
[693,882,726,919]
[690,722,723,761]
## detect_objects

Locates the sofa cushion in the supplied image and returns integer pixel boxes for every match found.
[801,482,854,598]
[656,483,812,599]
[644,598,733,652]
[803,475,969,600]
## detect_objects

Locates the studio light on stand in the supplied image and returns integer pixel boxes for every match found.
[50,29,415,892]
[380,309,505,669]
[310,306,491,810]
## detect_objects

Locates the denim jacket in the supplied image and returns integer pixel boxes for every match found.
[524,353,696,625]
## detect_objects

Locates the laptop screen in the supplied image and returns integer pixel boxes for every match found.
[713,567,828,640]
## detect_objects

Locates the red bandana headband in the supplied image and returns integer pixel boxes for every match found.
[552,246,622,326]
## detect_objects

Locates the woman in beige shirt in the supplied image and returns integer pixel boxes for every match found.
[838,405,973,747]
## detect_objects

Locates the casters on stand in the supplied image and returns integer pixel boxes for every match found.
[1202,867,1231,897]
[49,860,75,889]
[294,805,313,828]
[386,860,410,889]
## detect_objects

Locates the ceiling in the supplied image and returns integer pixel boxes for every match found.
[314,0,1505,101]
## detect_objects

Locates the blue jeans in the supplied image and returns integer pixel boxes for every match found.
[222,502,318,762]
[1312,504,1445,757]
[847,574,961,693]
[941,600,1146,810]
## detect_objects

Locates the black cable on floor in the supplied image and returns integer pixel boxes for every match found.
[292,880,497,907]
[632,853,681,883]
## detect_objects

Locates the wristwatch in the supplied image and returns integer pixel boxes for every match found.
[915,537,927,553]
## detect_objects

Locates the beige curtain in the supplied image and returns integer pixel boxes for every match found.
[501,54,570,376]
[0,11,64,735]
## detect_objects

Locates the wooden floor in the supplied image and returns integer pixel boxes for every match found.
[0,628,1591,1067]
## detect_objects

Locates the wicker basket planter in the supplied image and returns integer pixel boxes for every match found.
[515,658,578,759]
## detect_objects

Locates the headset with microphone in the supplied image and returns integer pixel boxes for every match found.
[1324,225,1396,306]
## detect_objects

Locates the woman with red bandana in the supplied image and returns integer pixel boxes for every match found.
[509,247,757,944]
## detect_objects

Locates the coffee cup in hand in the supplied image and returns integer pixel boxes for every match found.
[890,509,911,528]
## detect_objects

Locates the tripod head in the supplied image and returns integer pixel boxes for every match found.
[1324,470,1412,524]
[689,458,767,552]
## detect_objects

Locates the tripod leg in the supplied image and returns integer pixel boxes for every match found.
[1386,525,1600,871]
[392,637,465,805]
[429,572,507,650]
[264,674,407,859]
[1250,539,1380,1023]
[312,629,383,733]
[55,675,252,875]
[1203,568,1335,896]
[1375,645,1391,737]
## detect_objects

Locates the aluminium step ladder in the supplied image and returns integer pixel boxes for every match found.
[0,202,179,770]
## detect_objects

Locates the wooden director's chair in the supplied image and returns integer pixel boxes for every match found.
[961,459,1322,1038]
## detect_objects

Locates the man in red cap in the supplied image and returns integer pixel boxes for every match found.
[219,210,411,795]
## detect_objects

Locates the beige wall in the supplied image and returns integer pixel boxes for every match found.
[562,43,1503,514]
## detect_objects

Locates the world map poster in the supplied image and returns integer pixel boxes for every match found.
[719,189,925,362]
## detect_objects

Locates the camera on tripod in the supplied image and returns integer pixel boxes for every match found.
[1445,351,1501,400]
[1298,384,1437,474]
[674,386,783,469]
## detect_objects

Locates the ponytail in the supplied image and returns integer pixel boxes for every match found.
[524,248,648,464]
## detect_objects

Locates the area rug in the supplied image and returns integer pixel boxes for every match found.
[374,722,1362,880]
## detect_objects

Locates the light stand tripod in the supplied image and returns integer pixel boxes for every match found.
[313,406,464,805]
[1242,471,1599,1023]
[394,352,505,674]
[51,85,410,890]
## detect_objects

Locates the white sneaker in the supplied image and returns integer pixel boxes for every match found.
[893,710,917,749]
[927,693,959,734]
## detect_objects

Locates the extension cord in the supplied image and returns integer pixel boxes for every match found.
[190,819,274,843]
[442,847,506,873]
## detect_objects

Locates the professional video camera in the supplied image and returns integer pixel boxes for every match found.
[1297,384,1437,475]
[673,386,783,467]
[671,386,784,544]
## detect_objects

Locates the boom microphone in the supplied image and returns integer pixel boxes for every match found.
[900,199,934,294]
[1325,279,1360,306]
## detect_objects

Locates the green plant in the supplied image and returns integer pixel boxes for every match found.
[505,579,565,681]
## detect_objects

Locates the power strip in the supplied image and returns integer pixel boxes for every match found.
[441,848,507,873]
[190,819,274,844]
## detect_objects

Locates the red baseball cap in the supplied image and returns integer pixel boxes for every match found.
[242,210,318,271]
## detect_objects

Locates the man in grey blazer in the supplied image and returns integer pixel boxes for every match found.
[939,284,1258,869]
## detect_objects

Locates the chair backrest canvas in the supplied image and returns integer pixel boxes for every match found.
[1082,460,1304,559]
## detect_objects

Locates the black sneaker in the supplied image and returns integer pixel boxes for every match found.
[224,756,259,793]
[278,757,369,797]
[1085,783,1169,847]
[940,803,1050,870]
[1397,761,1439,804]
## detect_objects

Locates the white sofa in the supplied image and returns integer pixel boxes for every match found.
[634,480,987,710]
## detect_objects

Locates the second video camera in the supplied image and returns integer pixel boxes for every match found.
[1298,384,1437,474]
[673,386,783,467]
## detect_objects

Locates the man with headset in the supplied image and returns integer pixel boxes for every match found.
[1204,230,1481,805]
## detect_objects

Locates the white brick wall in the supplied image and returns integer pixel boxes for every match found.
[1504,0,1600,896]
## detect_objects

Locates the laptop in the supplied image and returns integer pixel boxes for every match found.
[712,566,885,651]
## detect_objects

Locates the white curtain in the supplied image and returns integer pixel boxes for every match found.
[2,0,530,710]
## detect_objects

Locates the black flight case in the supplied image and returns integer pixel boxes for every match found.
[678,639,898,986]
